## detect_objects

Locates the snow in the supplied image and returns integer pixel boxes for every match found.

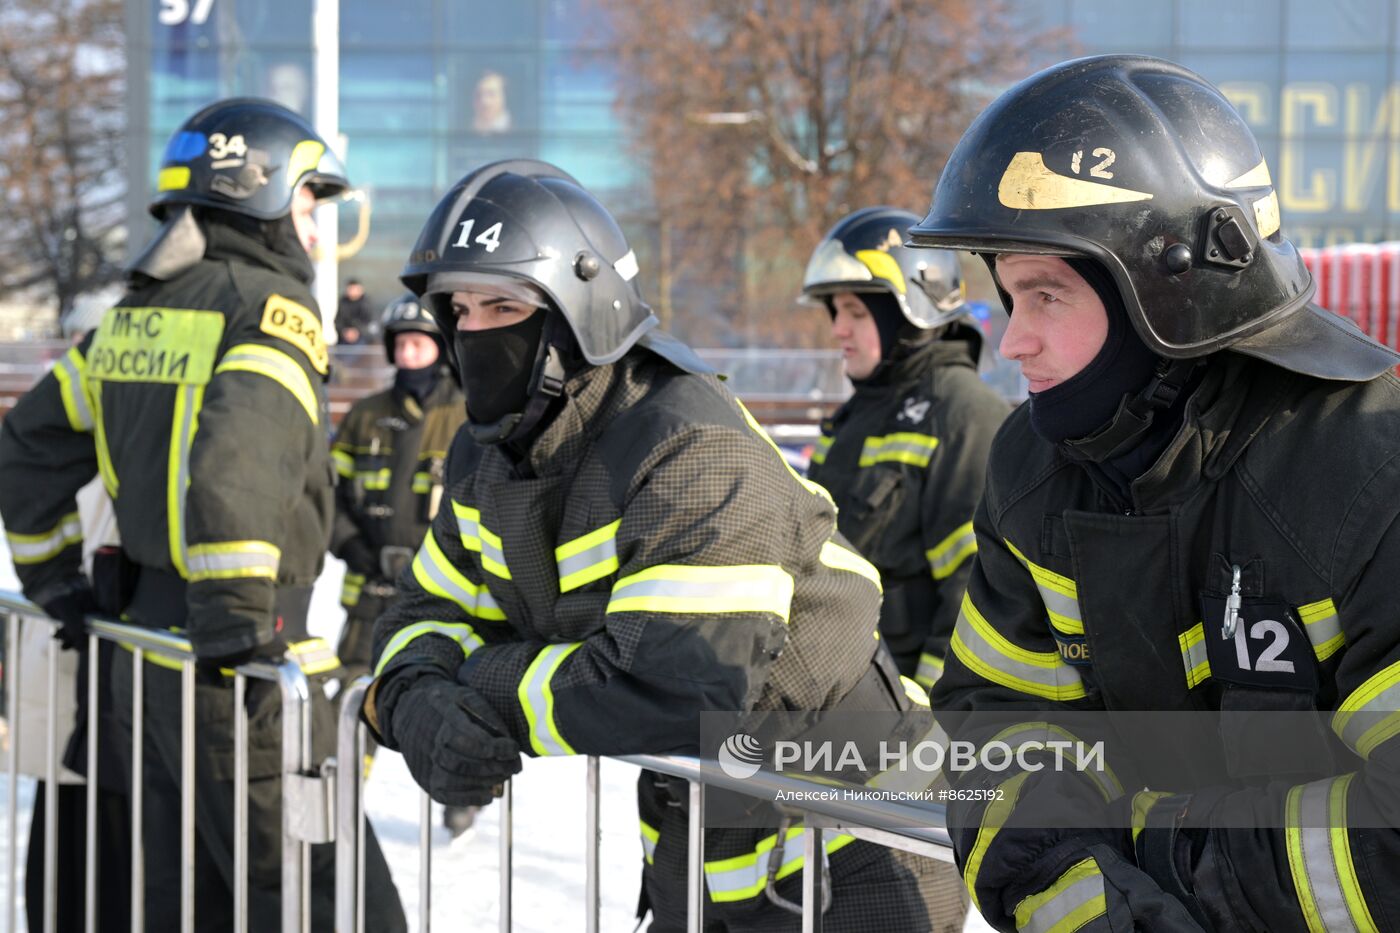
[0,543,992,932]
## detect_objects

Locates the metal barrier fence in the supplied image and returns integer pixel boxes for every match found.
[0,592,328,933]
[334,677,956,933]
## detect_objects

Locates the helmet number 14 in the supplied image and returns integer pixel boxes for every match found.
[453,219,504,253]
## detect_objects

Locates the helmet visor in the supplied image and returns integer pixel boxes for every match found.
[801,239,886,295]
[424,271,551,310]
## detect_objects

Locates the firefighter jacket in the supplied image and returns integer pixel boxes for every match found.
[330,376,464,614]
[808,334,1009,690]
[929,353,1400,932]
[0,224,334,659]
[365,348,892,756]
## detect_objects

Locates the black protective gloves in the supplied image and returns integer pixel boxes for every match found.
[35,577,99,650]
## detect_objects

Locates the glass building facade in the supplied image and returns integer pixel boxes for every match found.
[125,0,1400,318]
[124,0,643,308]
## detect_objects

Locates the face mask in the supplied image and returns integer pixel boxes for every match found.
[393,363,439,403]
[453,311,547,425]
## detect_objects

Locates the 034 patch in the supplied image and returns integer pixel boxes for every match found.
[260,294,328,374]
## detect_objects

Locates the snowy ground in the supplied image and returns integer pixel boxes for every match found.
[0,544,993,932]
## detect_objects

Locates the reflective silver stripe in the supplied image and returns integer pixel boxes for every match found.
[607,565,795,622]
[453,502,482,550]
[557,537,618,592]
[926,522,977,580]
[914,653,943,688]
[412,532,479,611]
[7,513,83,563]
[949,595,1086,701]
[810,435,833,465]
[858,433,939,467]
[55,349,94,431]
[287,638,340,675]
[480,527,510,579]
[186,544,280,580]
[1333,660,1400,759]
[520,643,582,756]
[975,721,1121,802]
[1299,598,1344,661]
[375,621,484,677]
[704,830,854,902]
[1005,539,1083,635]
[1016,860,1106,933]
[1180,622,1210,689]
[1286,774,1376,933]
[640,821,659,865]
[340,573,364,607]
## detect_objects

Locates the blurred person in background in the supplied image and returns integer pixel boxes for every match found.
[0,97,405,931]
[802,208,1008,694]
[335,277,374,345]
[328,292,474,833]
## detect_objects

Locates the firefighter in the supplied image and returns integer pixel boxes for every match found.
[364,160,958,931]
[802,208,1008,691]
[909,55,1400,931]
[329,292,476,833]
[0,98,405,931]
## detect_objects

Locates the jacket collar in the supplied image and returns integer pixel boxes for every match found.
[203,221,315,284]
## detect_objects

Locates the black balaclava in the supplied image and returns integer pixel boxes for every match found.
[830,292,938,386]
[200,207,314,281]
[1024,258,1161,445]
[393,363,439,403]
[454,310,549,425]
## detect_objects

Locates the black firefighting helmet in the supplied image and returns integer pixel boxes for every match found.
[381,293,445,366]
[403,159,710,375]
[801,207,967,328]
[149,97,350,221]
[908,54,1400,381]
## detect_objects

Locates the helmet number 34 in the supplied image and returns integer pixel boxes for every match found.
[452,219,504,253]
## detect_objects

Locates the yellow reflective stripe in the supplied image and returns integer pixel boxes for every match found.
[1005,538,1083,636]
[341,572,365,607]
[53,347,95,432]
[1299,598,1345,662]
[1130,791,1172,846]
[7,511,83,564]
[981,721,1121,802]
[556,519,621,593]
[518,642,583,756]
[215,343,319,425]
[607,564,795,623]
[409,530,505,620]
[411,472,433,494]
[451,500,482,551]
[167,383,202,578]
[331,448,355,478]
[1013,857,1107,933]
[640,819,660,865]
[859,432,940,468]
[900,675,930,707]
[927,521,977,581]
[288,637,340,675]
[950,593,1086,701]
[1332,658,1400,760]
[357,468,390,490]
[1180,622,1211,689]
[818,540,882,593]
[478,524,511,580]
[914,652,944,690]
[1286,774,1377,933]
[88,378,118,495]
[810,434,833,466]
[374,621,483,677]
[963,771,1032,912]
[186,540,280,582]
[703,827,855,902]
[735,399,835,506]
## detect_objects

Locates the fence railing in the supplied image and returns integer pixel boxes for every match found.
[3,600,955,933]
[0,592,326,933]
[333,677,955,933]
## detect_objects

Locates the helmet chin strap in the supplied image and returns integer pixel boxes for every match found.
[464,316,569,446]
[1060,357,1203,463]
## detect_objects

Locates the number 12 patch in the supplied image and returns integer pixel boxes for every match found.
[1199,595,1318,692]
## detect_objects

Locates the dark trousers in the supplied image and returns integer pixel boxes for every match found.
[24,782,131,932]
[636,773,966,933]
[110,656,406,932]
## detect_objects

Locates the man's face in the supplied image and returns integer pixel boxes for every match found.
[451,290,538,331]
[829,291,883,381]
[345,282,364,301]
[290,185,319,256]
[995,255,1109,393]
[394,331,440,370]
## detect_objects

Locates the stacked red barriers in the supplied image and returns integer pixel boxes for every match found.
[1299,244,1400,370]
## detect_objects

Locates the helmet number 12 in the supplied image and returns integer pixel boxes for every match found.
[1070,147,1116,179]
[453,219,504,253]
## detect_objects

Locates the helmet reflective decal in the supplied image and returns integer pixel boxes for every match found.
[287,139,327,186]
[158,166,191,191]
[997,152,1153,210]
[1225,160,1279,238]
[614,249,639,282]
[1225,160,1271,189]
[854,249,907,293]
[164,131,207,162]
